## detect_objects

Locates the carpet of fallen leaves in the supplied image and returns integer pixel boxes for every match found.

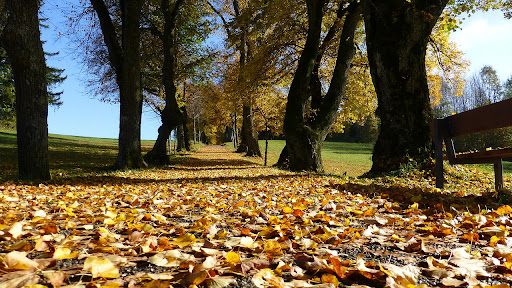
[1,145,512,288]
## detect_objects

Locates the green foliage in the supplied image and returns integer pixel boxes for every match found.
[503,76,512,100]
[0,47,66,127]
[328,114,379,144]
[0,48,15,126]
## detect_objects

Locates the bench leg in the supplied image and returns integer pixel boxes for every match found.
[494,159,504,191]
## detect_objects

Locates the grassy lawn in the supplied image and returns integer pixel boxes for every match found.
[2,126,511,184]
[227,140,374,177]
[230,139,512,179]
[0,128,156,181]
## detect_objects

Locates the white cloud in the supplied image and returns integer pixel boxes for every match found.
[451,11,512,80]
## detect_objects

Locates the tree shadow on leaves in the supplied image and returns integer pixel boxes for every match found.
[329,182,504,214]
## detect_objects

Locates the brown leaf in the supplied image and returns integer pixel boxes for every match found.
[49,271,67,288]
[181,271,208,286]
[0,273,40,288]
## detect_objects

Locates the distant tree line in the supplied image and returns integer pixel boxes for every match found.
[433,65,512,152]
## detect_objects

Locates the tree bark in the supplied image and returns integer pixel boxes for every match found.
[236,104,261,156]
[91,0,145,169]
[233,0,261,157]
[364,0,448,174]
[143,0,185,165]
[1,0,50,180]
[278,0,361,172]
[182,106,191,151]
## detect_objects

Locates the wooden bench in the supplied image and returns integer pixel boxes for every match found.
[432,98,512,190]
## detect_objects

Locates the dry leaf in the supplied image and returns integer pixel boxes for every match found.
[181,271,208,286]
[49,271,67,287]
[0,273,40,288]
[2,251,39,270]
[53,247,79,260]
[225,251,241,264]
[83,256,120,279]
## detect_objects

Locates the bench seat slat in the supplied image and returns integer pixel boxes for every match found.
[454,147,512,160]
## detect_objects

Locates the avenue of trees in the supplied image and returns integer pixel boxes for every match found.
[1,0,511,180]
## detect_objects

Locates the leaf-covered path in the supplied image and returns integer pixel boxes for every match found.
[1,145,512,288]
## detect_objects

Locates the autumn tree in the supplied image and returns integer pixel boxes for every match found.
[274,0,362,172]
[208,0,264,156]
[90,0,145,169]
[363,0,450,174]
[0,0,50,180]
[143,0,185,165]
[143,0,213,164]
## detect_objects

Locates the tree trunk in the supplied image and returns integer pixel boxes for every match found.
[143,0,184,165]
[364,0,448,174]
[182,106,191,151]
[115,0,144,169]
[278,0,361,172]
[233,0,261,157]
[176,123,184,151]
[91,0,145,170]
[236,104,261,156]
[1,0,50,180]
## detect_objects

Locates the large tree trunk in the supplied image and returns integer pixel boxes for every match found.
[278,0,361,172]
[364,0,448,174]
[144,0,184,165]
[91,0,145,169]
[2,0,50,180]
[116,0,144,169]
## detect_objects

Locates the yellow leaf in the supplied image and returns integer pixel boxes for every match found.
[83,256,120,279]
[282,207,293,214]
[53,247,79,260]
[214,230,228,240]
[2,251,39,270]
[171,234,196,248]
[263,240,283,256]
[104,218,116,225]
[225,251,241,264]
[497,205,512,216]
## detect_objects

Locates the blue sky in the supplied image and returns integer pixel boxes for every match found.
[451,10,512,81]
[40,2,512,140]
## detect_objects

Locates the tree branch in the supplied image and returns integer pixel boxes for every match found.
[90,0,123,74]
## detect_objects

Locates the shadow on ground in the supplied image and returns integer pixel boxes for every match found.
[330,182,504,214]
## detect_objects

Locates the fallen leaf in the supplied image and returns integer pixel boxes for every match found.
[83,256,120,279]
[53,247,79,260]
[225,251,241,264]
[2,251,39,270]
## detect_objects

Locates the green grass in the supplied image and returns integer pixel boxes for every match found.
[0,128,157,181]
[2,126,511,183]
[240,139,512,178]
[233,140,373,177]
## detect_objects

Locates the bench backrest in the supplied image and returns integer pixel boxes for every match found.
[443,98,512,138]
